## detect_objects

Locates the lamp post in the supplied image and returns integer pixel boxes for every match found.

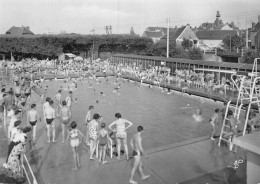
[90,29,95,63]
[230,35,231,52]
[166,18,170,58]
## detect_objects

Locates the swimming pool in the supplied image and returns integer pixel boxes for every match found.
[40,76,222,149]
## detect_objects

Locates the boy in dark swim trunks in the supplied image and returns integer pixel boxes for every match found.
[129,126,150,184]
[27,104,39,142]
[44,100,56,143]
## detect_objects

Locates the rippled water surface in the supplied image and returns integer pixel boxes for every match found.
[39,77,225,149]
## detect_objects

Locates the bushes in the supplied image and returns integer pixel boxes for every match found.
[0,34,203,60]
[242,49,260,63]
[0,35,153,59]
[188,47,203,60]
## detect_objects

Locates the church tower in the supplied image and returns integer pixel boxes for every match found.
[214,11,223,29]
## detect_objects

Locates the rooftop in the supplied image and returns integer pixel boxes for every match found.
[196,30,238,40]
[6,26,34,35]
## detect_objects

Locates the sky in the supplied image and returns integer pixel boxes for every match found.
[0,0,260,35]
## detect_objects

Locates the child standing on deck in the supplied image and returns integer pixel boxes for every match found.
[98,123,109,164]
[67,121,84,170]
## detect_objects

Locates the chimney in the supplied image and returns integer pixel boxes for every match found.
[252,22,256,29]
[230,21,234,28]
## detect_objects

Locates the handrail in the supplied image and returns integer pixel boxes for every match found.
[22,154,38,184]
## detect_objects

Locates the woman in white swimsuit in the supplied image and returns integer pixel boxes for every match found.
[108,113,133,160]
[67,121,84,170]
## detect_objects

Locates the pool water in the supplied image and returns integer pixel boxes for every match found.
[39,76,222,149]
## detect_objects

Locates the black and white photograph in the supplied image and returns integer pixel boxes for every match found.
[0,0,260,183]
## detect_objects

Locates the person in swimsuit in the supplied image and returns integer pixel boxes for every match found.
[129,126,150,184]
[248,112,260,132]
[4,91,15,112]
[88,113,101,160]
[19,95,27,117]
[27,104,39,143]
[223,110,240,151]
[67,121,84,170]
[60,100,71,143]
[44,100,56,143]
[42,97,51,124]
[14,82,21,104]
[98,123,109,164]
[209,109,219,140]
[66,91,73,112]
[85,105,94,145]
[54,89,62,116]
[24,84,31,104]
[108,113,133,160]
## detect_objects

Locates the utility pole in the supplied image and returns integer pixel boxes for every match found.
[246,20,248,49]
[105,26,112,34]
[90,29,95,62]
[109,25,112,34]
[230,35,232,52]
[117,0,119,34]
[166,18,170,58]
[245,0,248,49]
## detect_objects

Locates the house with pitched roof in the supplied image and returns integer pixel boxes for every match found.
[160,25,198,47]
[6,26,34,35]
[249,16,260,49]
[142,27,176,43]
[196,30,238,50]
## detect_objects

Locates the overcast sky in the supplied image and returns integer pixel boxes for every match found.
[0,0,260,35]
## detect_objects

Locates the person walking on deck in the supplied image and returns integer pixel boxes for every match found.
[44,100,56,143]
[129,126,150,184]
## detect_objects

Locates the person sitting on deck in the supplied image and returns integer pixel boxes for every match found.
[223,110,240,140]
[248,112,260,132]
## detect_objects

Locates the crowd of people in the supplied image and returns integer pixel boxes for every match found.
[1,58,259,183]
[0,60,151,184]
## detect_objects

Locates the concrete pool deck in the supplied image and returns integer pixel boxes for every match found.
[27,129,245,184]
[0,129,246,184]
[0,75,247,184]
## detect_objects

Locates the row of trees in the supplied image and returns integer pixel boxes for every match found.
[0,35,153,60]
[143,39,203,60]
[0,35,203,61]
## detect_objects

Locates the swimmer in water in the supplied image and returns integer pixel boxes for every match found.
[167,88,172,95]
[100,92,105,96]
[192,107,203,122]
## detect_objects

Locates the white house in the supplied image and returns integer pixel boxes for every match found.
[196,30,238,50]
